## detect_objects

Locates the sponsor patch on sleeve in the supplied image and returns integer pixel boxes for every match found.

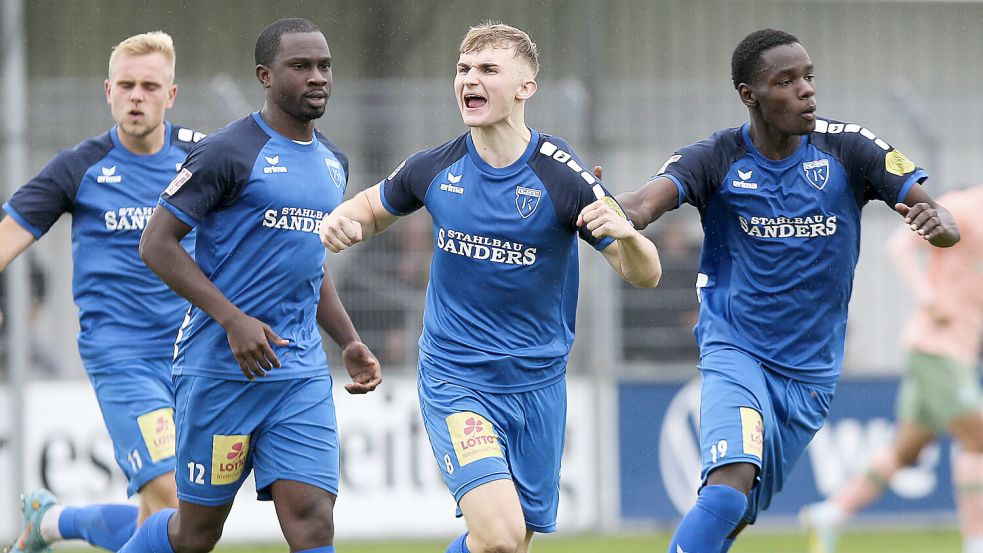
[739,407,764,459]
[164,168,193,196]
[137,408,175,462]
[885,150,915,177]
[446,412,503,467]
[210,434,250,485]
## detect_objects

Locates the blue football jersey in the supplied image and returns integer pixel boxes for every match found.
[657,119,927,383]
[2,122,200,371]
[160,112,348,381]
[382,129,615,392]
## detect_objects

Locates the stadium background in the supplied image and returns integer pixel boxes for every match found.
[1,0,981,549]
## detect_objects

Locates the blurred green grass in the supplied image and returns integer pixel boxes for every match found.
[61,528,961,552]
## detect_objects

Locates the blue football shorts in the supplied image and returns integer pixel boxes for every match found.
[417,353,566,533]
[698,348,834,523]
[87,357,176,497]
[172,373,338,506]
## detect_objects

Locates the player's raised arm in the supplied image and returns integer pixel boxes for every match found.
[616,175,680,230]
[316,265,382,394]
[140,207,288,380]
[320,182,398,253]
[0,216,36,272]
[895,184,960,248]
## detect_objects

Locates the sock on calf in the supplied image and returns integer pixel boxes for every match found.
[668,485,747,553]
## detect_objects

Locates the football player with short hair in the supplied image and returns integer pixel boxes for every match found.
[614,28,960,553]
[116,18,381,553]
[2,31,198,553]
[319,20,661,553]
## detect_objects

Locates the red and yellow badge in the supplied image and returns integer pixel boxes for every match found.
[885,150,915,177]
[210,434,250,485]
[739,407,764,460]
[446,412,503,467]
[137,408,176,462]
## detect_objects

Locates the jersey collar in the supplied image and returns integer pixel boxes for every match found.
[110,120,174,162]
[465,128,540,176]
[250,112,320,152]
[740,122,809,170]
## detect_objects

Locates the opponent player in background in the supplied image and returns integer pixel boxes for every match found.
[1,31,199,553]
[319,21,661,553]
[613,28,960,553]
[116,18,381,553]
[800,185,983,553]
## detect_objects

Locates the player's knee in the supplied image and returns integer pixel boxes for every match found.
[278,494,335,546]
[468,519,525,553]
[140,472,178,511]
[170,527,222,553]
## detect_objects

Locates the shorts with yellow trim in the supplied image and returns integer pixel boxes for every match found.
[87,357,176,497]
[698,348,834,523]
[898,351,982,433]
[173,373,338,506]
[417,354,566,533]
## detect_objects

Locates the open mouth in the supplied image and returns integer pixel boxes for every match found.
[464,93,487,109]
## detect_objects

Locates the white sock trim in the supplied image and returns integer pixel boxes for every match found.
[39,504,64,543]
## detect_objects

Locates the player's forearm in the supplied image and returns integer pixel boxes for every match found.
[316,268,361,348]
[0,217,37,272]
[615,233,662,288]
[616,178,678,230]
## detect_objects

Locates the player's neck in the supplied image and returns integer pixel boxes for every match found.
[259,105,315,142]
[118,125,166,156]
[748,119,801,161]
[469,120,531,169]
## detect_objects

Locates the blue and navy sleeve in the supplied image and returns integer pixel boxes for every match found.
[317,133,349,192]
[825,127,927,207]
[3,138,112,238]
[530,135,617,251]
[160,134,256,227]
[656,130,739,213]
[379,153,432,216]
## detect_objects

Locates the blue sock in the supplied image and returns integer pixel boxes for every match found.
[719,538,736,553]
[117,508,175,553]
[296,548,335,553]
[668,485,747,553]
[59,504,139,551]
[446,532,470,553]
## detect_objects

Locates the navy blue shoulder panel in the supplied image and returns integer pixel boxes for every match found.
[162,115,271,221]
[809,118,925,208]
[383,134,470,215]
[3,131,115,237]
[169,123,206,155]
[526,133,602,232]
[660,127,747,213]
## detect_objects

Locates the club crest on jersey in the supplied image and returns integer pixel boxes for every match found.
[515,186,542,218]
[802,159,830,190]
[325,158,344,188]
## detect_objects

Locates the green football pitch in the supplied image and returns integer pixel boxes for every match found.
[63,528,961,552]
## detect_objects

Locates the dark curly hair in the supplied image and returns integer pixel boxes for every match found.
[255,18,321,67]
[731,29,800,90]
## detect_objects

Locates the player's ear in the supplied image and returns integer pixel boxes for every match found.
[104,79,112,105]
[516,79,537,101]
[737,82,757,108]
[166,84,178,109]
[256,65,272,88]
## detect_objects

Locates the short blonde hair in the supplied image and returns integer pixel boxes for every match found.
[460,21,539,77]
[108,31,176,81]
